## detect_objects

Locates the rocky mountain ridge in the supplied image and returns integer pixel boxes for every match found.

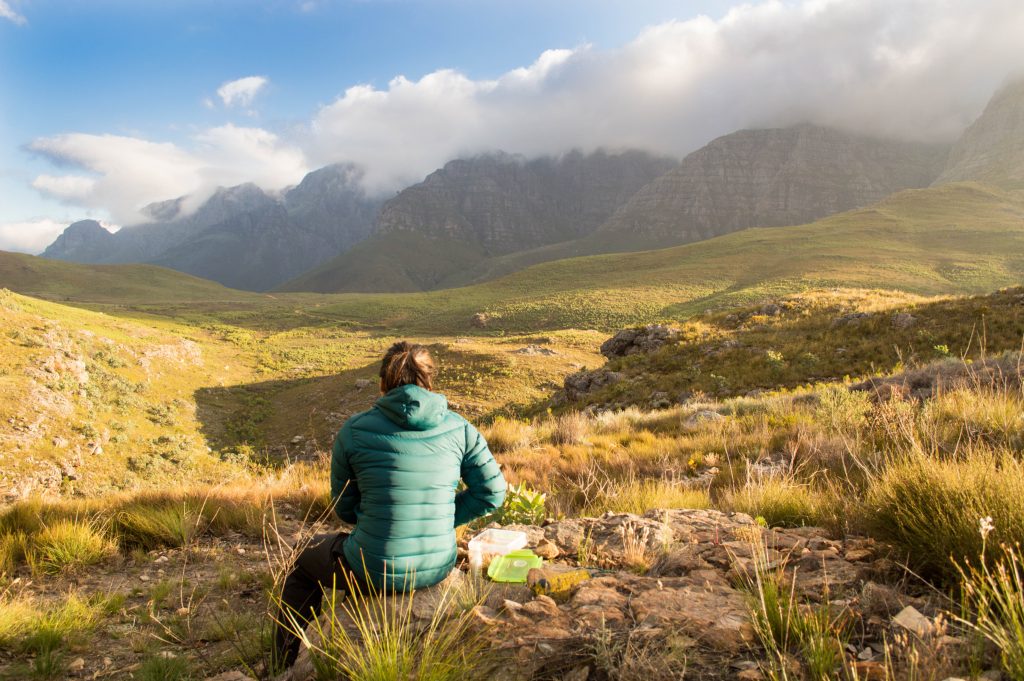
[592,124,948,249]
[935,78,1024,186]
[42,165,381,291]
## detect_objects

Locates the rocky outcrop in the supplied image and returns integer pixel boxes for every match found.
[936,78,1024,186]
[279,509,915,681]
[594,125,947,248]
[376,150,677,256]
[599,324,679,359]
[557,368,624,404]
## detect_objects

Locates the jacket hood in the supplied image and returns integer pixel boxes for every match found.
[375,384,449,431]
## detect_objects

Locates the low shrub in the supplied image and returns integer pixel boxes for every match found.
[863,448,1024,582]
[481,417,535,453]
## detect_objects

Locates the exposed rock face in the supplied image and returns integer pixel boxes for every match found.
[376,150,677,256]
[41,167,382,291]
[557,368,624,403]
[41,220,115,262]
[595,125,947,247]
[936,78,1024,186]
[599,324,679,359]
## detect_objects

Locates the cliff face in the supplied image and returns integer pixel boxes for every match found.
[375,150,678,256]
[936,79,1024,186]
[41,220,115,262]
[595,125,948,247]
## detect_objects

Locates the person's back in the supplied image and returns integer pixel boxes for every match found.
[274,341,507,668]
[333,382,504,590]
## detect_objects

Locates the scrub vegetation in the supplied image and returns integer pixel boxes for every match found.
[3,182,1024,677]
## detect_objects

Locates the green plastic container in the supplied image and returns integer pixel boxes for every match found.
[486,549,543,583]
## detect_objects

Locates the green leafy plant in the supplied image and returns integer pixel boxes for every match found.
[489,483,546,525]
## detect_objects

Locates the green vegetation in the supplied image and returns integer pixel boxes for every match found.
[293,578,489,681]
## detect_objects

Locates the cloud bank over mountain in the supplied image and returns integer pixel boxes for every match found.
[19,0,1024,242]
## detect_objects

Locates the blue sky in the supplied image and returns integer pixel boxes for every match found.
[1,0,1022,252]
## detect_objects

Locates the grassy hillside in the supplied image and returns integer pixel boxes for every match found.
[276,182,1024,334]
[0,250,256,304]
[5,183,1024,337]
[555,286,1024,411]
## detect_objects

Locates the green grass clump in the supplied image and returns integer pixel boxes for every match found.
[292,576,490,681]
[137,654,193,681]
[579,478,710,517]
[864,448,1024,582]
[28,519,117,575]
[114,502,199,550]
[0,531,28,574]
[740,540,849,681]
[719,475,825,529]
[958,542,1024,679]
[480,416,535,453]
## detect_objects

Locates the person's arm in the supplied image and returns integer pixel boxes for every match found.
[330,429,360,524]
[454,424,507,527]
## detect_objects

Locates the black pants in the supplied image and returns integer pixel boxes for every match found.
[273,532,365,669]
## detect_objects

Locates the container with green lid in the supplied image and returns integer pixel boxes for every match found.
[486,549,543,583]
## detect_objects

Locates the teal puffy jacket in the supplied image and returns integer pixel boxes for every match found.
[330,384,506,591]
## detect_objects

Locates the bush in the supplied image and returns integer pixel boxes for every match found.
[863,448,1024,582]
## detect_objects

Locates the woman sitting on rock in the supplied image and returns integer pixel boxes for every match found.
[274,341,507,668]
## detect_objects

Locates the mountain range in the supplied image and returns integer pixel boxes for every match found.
[39,79,1024,293]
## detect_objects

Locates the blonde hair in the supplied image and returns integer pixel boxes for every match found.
[379,341,435,392]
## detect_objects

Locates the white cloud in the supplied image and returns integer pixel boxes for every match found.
[29,127,309,224]
[217,76,269,108]
[0,0,26,25]
[307,0,1024,192]
[0,219,74,254]
[22,0,1024,229]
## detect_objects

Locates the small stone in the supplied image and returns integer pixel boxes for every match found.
[139,573,150,582]
[102,657,112,667]
[893,606,932,636]
[844,548,873,562]
[355,378,373,389]
[857,646,874,660]
[154,555,169,563]
[534,538,560,560]
[236,547,245,555]
[67,657,85,672]
[562,667,590,681]
[737,670,764,681]
[290,435,304,444]
[157,650,177,659]
[176,607,190,617]
[853,661,888,681]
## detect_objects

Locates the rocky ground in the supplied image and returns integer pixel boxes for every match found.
[274,509,964,681]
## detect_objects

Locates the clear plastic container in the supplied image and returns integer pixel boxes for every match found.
[467,528,528,574]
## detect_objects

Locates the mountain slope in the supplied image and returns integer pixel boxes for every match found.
[41,165,382,291]
[936,78,1024,187]
[278,149,676,292]
[0,250,254,303]
[593,124,947,249]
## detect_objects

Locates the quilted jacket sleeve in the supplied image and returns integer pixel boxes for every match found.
[454,423,507,527]
[330,428,360,524]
